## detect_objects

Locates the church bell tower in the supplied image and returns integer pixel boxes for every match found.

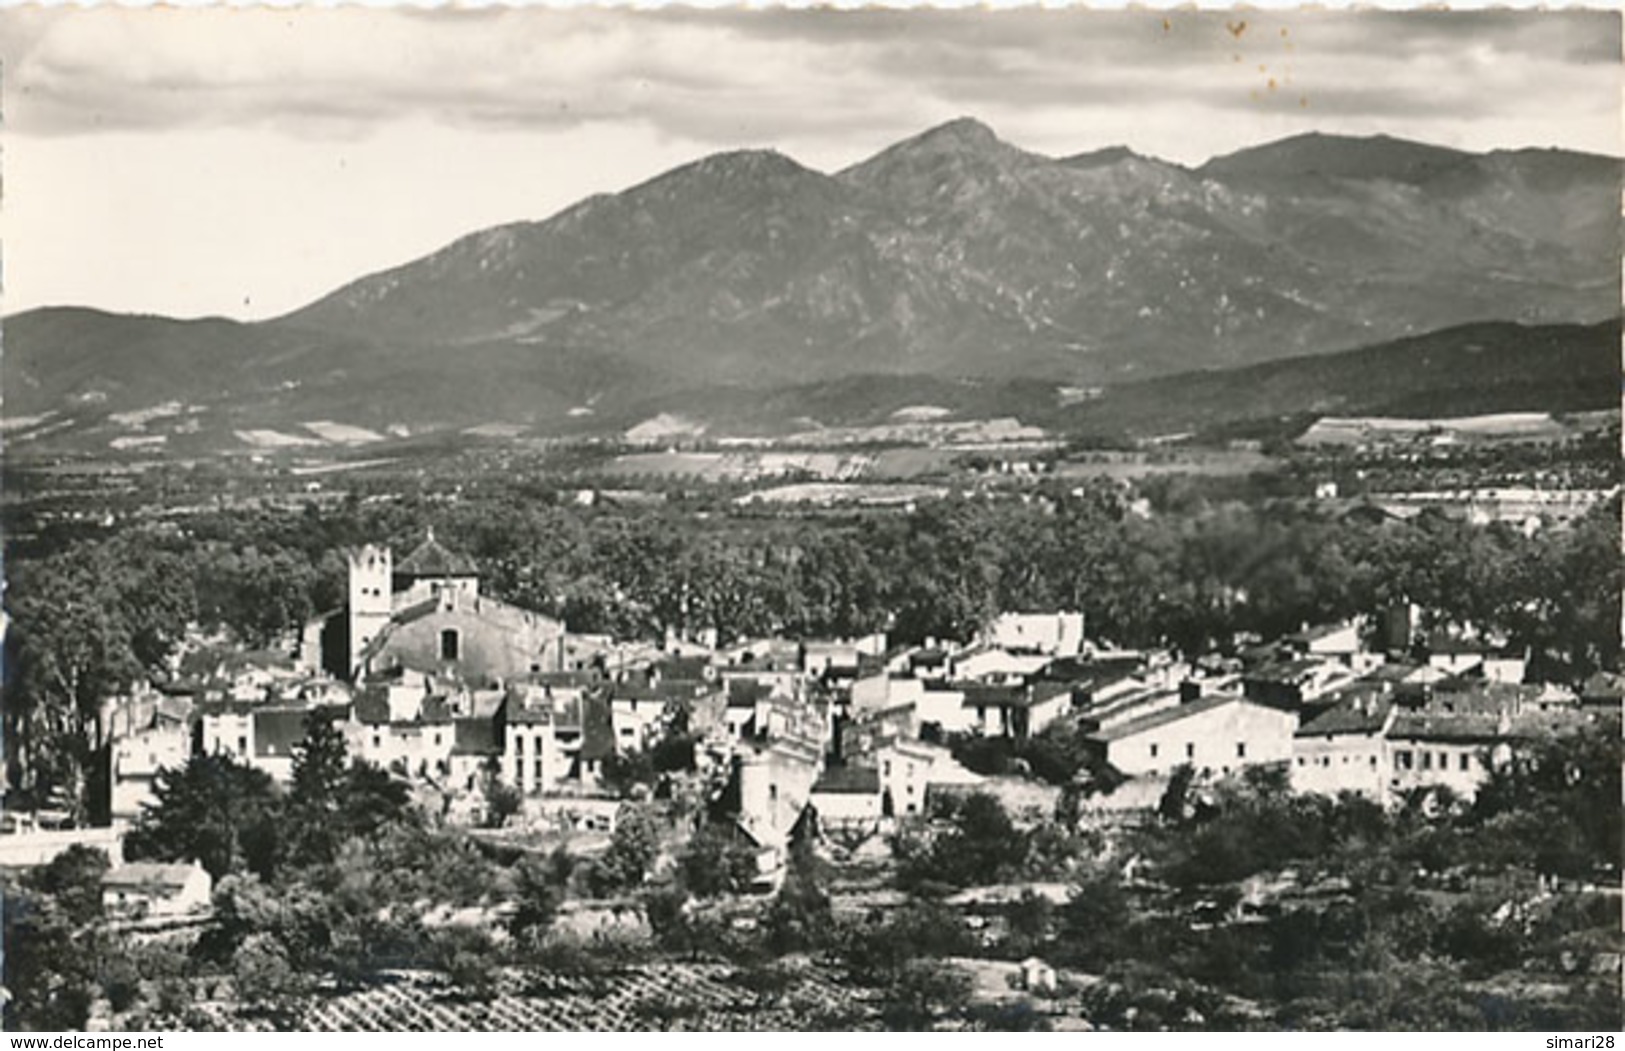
[347,544,393,678]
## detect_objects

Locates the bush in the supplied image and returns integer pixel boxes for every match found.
[877,960,974,1030]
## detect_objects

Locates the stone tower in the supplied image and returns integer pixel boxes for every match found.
[347,544,393,678]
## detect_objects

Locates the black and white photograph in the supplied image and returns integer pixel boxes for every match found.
[0,4,1620,1034]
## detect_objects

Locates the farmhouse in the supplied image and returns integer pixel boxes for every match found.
[102,862,212,921]
[1291,691,1395,799]
[1086,695,1298,778]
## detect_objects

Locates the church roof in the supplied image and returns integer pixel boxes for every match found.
[396,530,479,578]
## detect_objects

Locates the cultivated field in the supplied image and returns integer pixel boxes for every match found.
[138,965,874,1032]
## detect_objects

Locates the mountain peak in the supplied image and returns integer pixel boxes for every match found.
[913,116,1001,151]
[838,116,1036,190]
[662,147,817,186]
[1199,131,1474,185]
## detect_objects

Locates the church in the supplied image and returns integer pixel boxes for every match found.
[298,531,567,685]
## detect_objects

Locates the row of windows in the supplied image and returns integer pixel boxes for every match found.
[512,758,545,782]
[1394,749,1476,773]
[1296,750,1481,773]
[371,731,446,750]
[1145,765,1243,779]
[1149,742,1247,759]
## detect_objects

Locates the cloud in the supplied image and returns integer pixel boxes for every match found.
[5,6,1616,162]
[4,6,1616,321]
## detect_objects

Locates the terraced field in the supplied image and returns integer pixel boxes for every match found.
[294,965,871,1031]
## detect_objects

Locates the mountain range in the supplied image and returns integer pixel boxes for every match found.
[3,118,1618,453]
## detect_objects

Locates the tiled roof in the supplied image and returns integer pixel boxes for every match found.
[529,670,604,689]
[1426,681,1540,712]
[503,690,556,726]
[421,695,455,724]
[1245,659,1324,684]
[102,863,202,891]
[959,684,1028,709]
[353,688,391,725]
[452,717,501,756]
[194,698,260,717]
[1582,671,1624,702]
[1088,694,1245,743]
[655,656,711,680]
[1363,662,1427,683]
[396,532,479,578]
[727,679,773,708]
[1288,622,1357,646]
[812,765,881,795]
[1297,695,1394,737]
[1389,711,1507,743]
[253,707,313,757]
[1031,681,1076,705]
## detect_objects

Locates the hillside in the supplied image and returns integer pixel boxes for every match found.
[281,118,1616,386]
[1057,319,1622,440]
[549,319,1623,442]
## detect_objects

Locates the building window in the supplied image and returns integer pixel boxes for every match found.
[1458,753,1470,771]
[1395,749,1413,770]
[372,734,381,750]
[1185,743,1195,759]
[1296,756,1305,766]
[1236,742,1247,759]
[1438,751,1448,769]
[1420,751,1432,771]
[534,759,543,780]
[883,760,892,776]
[769,784,779,804]
[1370,755,1378,767]
[440,629,460,662]
[238,736,248,755]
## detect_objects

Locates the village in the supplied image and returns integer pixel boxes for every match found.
[6,527,1609,941]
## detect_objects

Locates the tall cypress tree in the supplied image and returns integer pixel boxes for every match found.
[286,710,349,866]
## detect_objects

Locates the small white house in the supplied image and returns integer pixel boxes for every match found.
[808,765,883,827]
[110,720,192,822]
[102,862,213,920]
[1020,956,1058,993]
[876,739,943,818]
[981,612,1085,657]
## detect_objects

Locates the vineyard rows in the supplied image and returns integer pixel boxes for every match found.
[295,965,870,1031]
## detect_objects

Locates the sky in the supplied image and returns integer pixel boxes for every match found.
[2,6,1619,321]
